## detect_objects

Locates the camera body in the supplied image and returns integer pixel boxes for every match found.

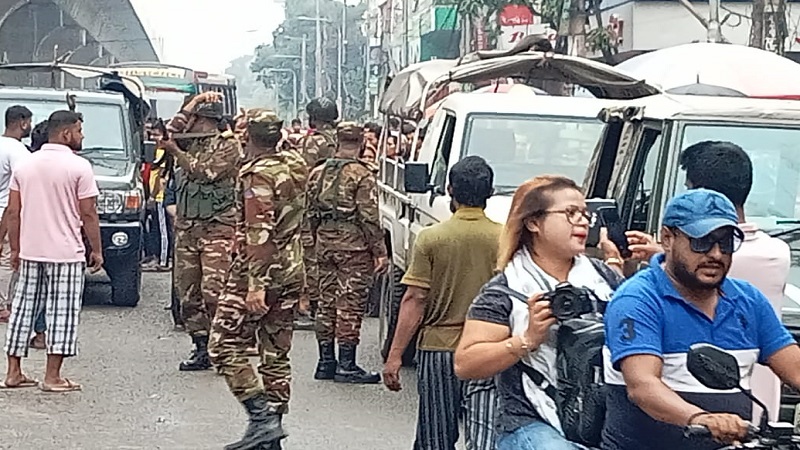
[542,282,595,321]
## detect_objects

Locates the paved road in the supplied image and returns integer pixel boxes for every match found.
[0,271,419,450]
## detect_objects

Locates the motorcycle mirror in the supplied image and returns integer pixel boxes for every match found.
[687,343,740,390]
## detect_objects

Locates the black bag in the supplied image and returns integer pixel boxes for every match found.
[555,259,620,446]
[555,317,606,446]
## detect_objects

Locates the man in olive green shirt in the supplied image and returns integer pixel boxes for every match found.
[383,156,500,450]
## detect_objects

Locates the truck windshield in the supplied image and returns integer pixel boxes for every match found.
[679,123,800,318]
[463,114,605,190]
[0,99,128,159]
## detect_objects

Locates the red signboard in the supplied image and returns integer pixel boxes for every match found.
[498,4,535,27]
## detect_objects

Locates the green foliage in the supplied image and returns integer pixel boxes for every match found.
[250,0,368,119]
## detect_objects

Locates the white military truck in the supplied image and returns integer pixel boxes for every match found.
[581,93,800,423]
[376,45,660,364]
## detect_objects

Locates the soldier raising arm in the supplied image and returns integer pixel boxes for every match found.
[162,92,241,183]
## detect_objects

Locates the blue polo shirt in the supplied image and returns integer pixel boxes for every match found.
[601,254,794,450]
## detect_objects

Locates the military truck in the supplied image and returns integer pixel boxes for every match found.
[581,93,800,424]
[0,63,151,307]
[376,44,660,365]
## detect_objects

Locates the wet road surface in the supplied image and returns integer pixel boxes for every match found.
[0,271,419,450]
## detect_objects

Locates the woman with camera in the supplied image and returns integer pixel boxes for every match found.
[454,175,624,450]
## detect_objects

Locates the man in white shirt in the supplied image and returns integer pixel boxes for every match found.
[679,140,791,421]
[0,105,31,324]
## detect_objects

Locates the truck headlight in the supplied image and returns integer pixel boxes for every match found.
[97,190,141,215]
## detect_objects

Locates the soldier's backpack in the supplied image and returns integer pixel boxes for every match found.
[311,158,362,222]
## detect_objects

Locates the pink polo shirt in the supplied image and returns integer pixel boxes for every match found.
[10,143,99,263]
[728,222,791,421]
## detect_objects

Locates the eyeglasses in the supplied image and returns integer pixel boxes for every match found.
[541,206,594,226]
[674,227,744,255]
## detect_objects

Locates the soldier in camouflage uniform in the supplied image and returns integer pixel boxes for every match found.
[162,92,241,372]
[307,122,389,384]
[208,110,306,450]
[295,98,339,331]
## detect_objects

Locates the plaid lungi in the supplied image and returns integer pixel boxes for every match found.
[4,260,85,357]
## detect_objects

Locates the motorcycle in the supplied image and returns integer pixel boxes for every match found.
[683,343,800,449]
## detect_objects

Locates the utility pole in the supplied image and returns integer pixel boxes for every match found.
[315,0,323,97]
[337,0,345,114]
[301,34,308,103]
[707,0,722,43]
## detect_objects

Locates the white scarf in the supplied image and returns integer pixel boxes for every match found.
[503,248,615,434]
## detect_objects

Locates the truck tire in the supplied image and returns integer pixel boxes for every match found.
[380,265,416,367]
[108,257,142,307]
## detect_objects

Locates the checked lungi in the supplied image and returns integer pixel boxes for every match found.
[4,260,84,357]
[414,350,497,450]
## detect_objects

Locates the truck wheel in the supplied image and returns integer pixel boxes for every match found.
[380,265,416,367]
[108,257,142,307]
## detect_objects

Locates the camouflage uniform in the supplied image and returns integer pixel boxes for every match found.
[307,122,387,384]
[298,123,338,321]
[168,105,241,371]
[208,110,307,415]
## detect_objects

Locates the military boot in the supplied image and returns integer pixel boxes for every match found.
[178,335,212,371]
[334,343,381,384]
[224,394,286,450]
[313,341,337,380]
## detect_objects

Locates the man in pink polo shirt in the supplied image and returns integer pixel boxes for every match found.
[2,110,102,392]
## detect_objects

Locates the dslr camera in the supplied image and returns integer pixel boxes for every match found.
[541,282,596,321]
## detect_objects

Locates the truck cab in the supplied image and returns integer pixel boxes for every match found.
[0,64,150,307]
[582,93,800,423]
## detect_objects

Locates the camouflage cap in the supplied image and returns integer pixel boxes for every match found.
[337,121,362,144]
[195,101,224,120]
[248,109,284,141]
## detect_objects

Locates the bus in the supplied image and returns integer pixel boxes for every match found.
[108,62,237,119]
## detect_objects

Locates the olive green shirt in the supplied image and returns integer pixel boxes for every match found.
[402,207,502,351]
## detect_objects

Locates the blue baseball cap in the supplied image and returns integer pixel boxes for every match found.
[662,189,741,238]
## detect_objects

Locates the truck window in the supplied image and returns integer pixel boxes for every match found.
[430,113,456,192]
[678,124,800,220]
[463,113,604,190]
[0,100,127,156]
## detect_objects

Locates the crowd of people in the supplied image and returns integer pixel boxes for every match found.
[0,90,798,450]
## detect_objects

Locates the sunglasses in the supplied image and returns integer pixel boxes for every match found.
[673,227,744,254]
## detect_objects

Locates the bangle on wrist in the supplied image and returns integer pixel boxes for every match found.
[687,411,710,426]
[505,335,532,358]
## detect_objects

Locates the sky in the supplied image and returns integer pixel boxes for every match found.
[130,0,285,73]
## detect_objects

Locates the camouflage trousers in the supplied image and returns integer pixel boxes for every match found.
[302,243,320,315]
[209,258,301,412]
[174,222,235,337]
[315,249,373,345]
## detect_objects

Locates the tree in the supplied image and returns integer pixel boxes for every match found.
[434,0,615,61]
[226,54,275,109]
[251,0,369,119]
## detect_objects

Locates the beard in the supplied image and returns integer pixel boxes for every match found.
[449,198,457,213]
[671,257,725,290]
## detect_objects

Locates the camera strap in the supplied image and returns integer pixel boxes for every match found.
[482,282,559,403]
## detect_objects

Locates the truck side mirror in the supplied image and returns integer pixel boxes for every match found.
[405,162,432,193]
[143,141,157,164]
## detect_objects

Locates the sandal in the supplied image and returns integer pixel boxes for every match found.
[39,378,82,393]
[0,375,39,389]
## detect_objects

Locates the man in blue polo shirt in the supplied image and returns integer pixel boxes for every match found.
[602,189,800,450]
